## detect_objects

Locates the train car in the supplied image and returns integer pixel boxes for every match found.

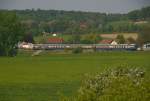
[33,44,43,50]
[143,43,150,51]
[95,44,137,51]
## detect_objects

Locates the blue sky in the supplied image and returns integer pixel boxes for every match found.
[0,0,150,13]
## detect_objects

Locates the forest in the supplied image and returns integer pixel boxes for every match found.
[1,6,149,36]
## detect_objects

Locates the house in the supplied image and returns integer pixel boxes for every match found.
[18,42,33,49]
[134,21,148,25]
[47,38,64,44]
[99,39,118,45]
[111,40,118,45]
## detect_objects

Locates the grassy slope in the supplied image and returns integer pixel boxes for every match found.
[34,33,138,44]
[0,52,150,101]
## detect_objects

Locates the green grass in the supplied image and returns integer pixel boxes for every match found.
[0,51,150,101]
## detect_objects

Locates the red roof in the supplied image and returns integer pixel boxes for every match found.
[47,38,64,44]
[99,39,113,44]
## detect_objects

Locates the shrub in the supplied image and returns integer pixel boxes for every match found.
[72,47,83,54]
[60,65,150,101]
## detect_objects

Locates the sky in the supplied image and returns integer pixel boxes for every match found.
[0,0,150,13]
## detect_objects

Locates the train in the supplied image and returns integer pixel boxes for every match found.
[32,44,137,51]
[143,43,150,51]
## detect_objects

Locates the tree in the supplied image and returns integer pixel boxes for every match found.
[127,37,136,44]
[137,25,150,46]
[60,65,149,101]
[0,11,24,56]
[23,33,35,43]
[72,47,83,54]
[116,35,126,44]
[128,10,140,21]
[81,34,102,44]
[67,35,81,44]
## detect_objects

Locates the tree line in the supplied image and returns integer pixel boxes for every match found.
[0,6,149,36]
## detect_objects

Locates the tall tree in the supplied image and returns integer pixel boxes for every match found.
[23,33,35,43]
[116,35,126,44]
[137,25,150,46]
[0,11,24,56]
[81,34,102,44]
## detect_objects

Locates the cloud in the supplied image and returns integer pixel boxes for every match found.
[0,0,14,8]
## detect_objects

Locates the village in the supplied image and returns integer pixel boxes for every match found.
[18,33,150,51]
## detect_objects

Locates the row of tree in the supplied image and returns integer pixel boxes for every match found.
[128,6,150,21]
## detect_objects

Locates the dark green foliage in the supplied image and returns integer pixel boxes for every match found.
[61,65,150,101]
[67,35,81,44]
[72,47,83,54]
[103,21,140,33]
[23,33,35,43]
[128,6,150,21]
[128,10,141,21]
[0,11,24,56]
[137,24,150,46]
[81,34,102,44]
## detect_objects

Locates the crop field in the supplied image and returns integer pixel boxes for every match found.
[100,33,138,40]
[0,51,150,101]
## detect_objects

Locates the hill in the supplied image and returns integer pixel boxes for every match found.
[0,6,150,36]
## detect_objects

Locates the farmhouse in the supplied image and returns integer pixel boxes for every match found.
[99,39,118,45]
[47,38,64,44]
[134,21,148,25]
[18,42,33,49]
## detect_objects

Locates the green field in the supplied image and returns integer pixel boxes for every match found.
[0,52,150,101]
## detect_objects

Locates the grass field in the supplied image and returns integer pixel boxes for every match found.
[0,51,150,101]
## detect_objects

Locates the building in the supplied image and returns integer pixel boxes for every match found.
[99,39,118,45]
[18,42,33,49]
[47,38,64,44]
[134,21,148,25]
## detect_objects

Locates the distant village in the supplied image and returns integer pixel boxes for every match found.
[18,33,150,51]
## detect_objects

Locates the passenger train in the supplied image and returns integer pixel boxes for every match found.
[32,44,137,51]
[143,43,150,51]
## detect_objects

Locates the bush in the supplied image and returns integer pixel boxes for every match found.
[116,35,126,44]
[72,47,83,54]
[60,65,150,101]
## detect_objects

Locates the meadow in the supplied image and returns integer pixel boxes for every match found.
[0,51,150,101]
